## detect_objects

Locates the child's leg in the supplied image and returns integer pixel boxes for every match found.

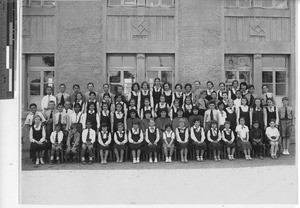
[274,143,279,156]
[227,147,230,157]
[132,150,136,160]
[164,147,168,158]
[243,149,247,158]
[104,150,109,161]
[196,150,200,157]
[213,150,217,158]
[100,149,104,162]
[270,143,275,156]
[137,149,141,158]
[231,148,235,157]
[282,137,287,151]
[169,148,174,158]
[114,149,120,162]
[217,150,221,158]
[40,150,45,159]
[154,152,157,159]
[35,152,39,162]
[184,148,188,159]
[120,149,124,162]
[180,149,184,161]
[286,138,290,151]
[149,152,153,160]
[200,150,204,158]
[247,149,251,156]
[51,146,55,160]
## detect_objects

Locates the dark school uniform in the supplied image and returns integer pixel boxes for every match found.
[113,131,127,150]
[129,129,144,151]
[225,107,237,132]
[29,125,47,160]
[130,91,139,107]
[207,128,223,150]
[99,131,112,150]
[182,104,194,118]
[86,111,98,132]
[163,91,173,107]
[170,106,178,119]
[252,107,264,132]
[86,100,99,113]
[222,129,236,148]
[146,127,160,153]
[174,92,184,107]
[99,110,111,132]
[152,86,162,108]
[140,90,151,109]
[113,111,125,132]
[176,127,189,150]
[250,128,265,154]
[239,106,251,128]
[156,102,169,118]
[266,106,277,126]
[190,126,207,150]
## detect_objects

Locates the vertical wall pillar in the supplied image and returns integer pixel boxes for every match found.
[136,54,145,83]
[253,54,262,95]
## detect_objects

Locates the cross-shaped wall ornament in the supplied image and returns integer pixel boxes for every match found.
[250,20,265,37]
[131,17,149,38]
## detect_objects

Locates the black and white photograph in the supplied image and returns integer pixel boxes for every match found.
[0,0,298,206]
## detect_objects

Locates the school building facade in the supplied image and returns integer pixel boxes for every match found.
[21,0,296,113]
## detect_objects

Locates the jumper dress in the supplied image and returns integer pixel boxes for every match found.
[113,131,127,150]
[174,92,184,107]
[208,129,223,150]
[147,128,159,153]
[99,131,111,150]
[222,129,236,148]
[191,127,207,150]
[152,87,162,109]
[176,128,189,150]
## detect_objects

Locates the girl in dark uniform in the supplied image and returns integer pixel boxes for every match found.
[140,98,154,119]
[175,118,189,163]
[112,103,126,133]
[145,118,160,163]
[152,78,162,109]
[98,123,112,164]
[163,82,173,107]
[128,121,144,164]
[85,91,99,113]
[99,102,111,132]
[113,122,127,163]
[251,98,264,132]
[182,96,194,119]
[183,83,194,104]
[237,97,251,128]
[138,81,153,110]
[128,82,140,108]
[221,121,236,160]
[225,99,237,132]
[190,119,207,162]
[155,95,170,118]
[169,99,180,120]
[174,83,184,107]
[207,120,223,162]
[264,98,279,128]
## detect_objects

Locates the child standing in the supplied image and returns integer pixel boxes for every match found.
[145,119,160,163]
[41,86,56,112]
[175,118,189,163]
[85,91,100,113]
[138,81,153,110]
[266,119,280,159]
[140,98,155,119]
[237,97,251,128]
[162,82,174,107]
[205,81,214,101]
[182,96,194,118]
[113,122,128,163]
[128,121,144,164]
[221,121,236,160]
[169,99,180,120]
[163,123,175,163]
[155,95,170,118]
[196,90,208,116]
[250,98,264,132]
[29,115,47,165]
[183,83,194,104]
[264,98,279,128]
[127,82,140,108]
[225,99,237,132]
[65,124,80,162]
[152,78,163,108]
[50,124,64,165]
[207,120,223,162]
[217,102,227,130]
[56,83,70,106]
[236,117,252,160]
[53,103,68,131]
[81,121,96,165]
[190,119,207,162]
[99,102,111,132]
[127,98,139,118]
[98,123,112,164]
[174,83,184,107]
[111,102,126,133]
[279,97,294,155]
[250,121,265,159]
[82,102,100,132]
[203,101,218,131]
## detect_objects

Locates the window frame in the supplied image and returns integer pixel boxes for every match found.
[28,0,56,7]
[225,0,288,9]
[107,0,174,7]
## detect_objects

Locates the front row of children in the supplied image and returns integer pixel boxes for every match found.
[29,114,281,165]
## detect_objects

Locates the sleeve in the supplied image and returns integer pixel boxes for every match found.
[39,112,46,123]
[155,128,160,144]
[50,132,55,144]
[175,128,181,142]
[217,131,222,141]
[128,130,133,143]
[138,130,144,143]
[275,107,279,125]
[150,91,154,108]
[154,103,158,115]
[263,108,268,127]
[236,107,240,125]
[59,132,64,143]
[81,130,86,143]
[200,128,206,142]
[231,130,235,142]
[106,133,112,145]
[82,113,86,129]
[221,130,227,142]
[145,129,150,144]
[114,132,120,145]
[163,132,167,141]
[91,130,96,143]
[24,115,31,125]
[207,130,213,142]
[40,126,46,142]
[96,113,100,129]
[29,127,35,143]
[98,132,104,146]
[140,108,144,119]
[190,128,197,142]
[184,129,189,142]
[124,132,128,143]
[169,108,173,120]
[137,91,141,111]
[203,111,207,128]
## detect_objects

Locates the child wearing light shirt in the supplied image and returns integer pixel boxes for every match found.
[145,119,160,163]
[128,121,144,164]
[236,117,252,160]
[81,121,96,165]
[65,124,80,162]
[163,123,175,163]
[41,86,56,112]
[233,90,242,109]
[50,124,64,165]
[175,118,189,163]
[203,101,218,131]
[217,102,227,130]
[69,103,83,133]
[25,103,46,127]
[56,83,70,106]
[113,122,128,163]
[265,119,280,159]
[98,123,112,164]
[190,119,206,162]
[53,103,69,130]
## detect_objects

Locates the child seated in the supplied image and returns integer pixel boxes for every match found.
[190,119,206,162]
[145,119,160,163]
[221,121,236,160]
[81,121,96,165]
[65,124,80,162]
[250,120,265,159]
[236,117,252,160]
[266,119,280,159]
[163,123,175,163]
[113,122,128,163]
[98,123,112,164]
[175,118,189,163]
[207,120,223,162]
[128,121,144,164]
[50,124,64,165]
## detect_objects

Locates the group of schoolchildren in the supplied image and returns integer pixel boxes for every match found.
[24,78,294,166]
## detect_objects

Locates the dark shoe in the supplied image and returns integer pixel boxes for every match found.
[82,161,86,165]
[57,160,61,165]
[88,160,93,165]
[49,160,53,165]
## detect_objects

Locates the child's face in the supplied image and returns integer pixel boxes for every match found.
[103,85,109,92]
[253,123,259,129]
[164,84,170,91]
[130,112,136,118]
[218,104,224,111]
[233,82,238,88]
[185,86,191,92]
[240,119,245,125]
[193,109,198,115]
[104,96,110,102]
[30,105,37,113]
[186,98,191,104]
[283,100,288,105]
[149,121,155,127]
[76,94,82,100]
[241,84,247,90]
[161,111,166,118]
[86,123,92,129]
[130,100,135,106]
[207,83,213,90]
[160,96,165,103]
[255,99,261,107]
[56,125,61,132]
[49,102,55,110]
[116,105,122,111]
[102,126,108,132]
[194,82,200,89]
[34,117,41,125]
[219,84,225,91]
[74,106,80,113]
[133,85,138,92]
[59,85,66,93]
[154,79,160,86]
[145,113,151,119]
[64,102,71,109]
[174,102,179,108]
[90,94,96,100]
[142,83,148,90]
[73,86,80,93]
[211,123,217,129]
[179,122,184,128]
[228,100,234,107]
[166,127,171,132]
[133,124,139,129]
[262,86,268,93]
[270,121,276,128]
[209,104,215,110]
[57,105,63,112]
[117,86,123,94]
[116,96,122,102]
[46,87,52,95]
[102,104,108,111]
[241,99,247,105]
[89,105,95,111]
[211,93,217,99]
[175,86,182,92]
[145,100,150,106]
[249,87,255,94]
[267,100,273,106]
[222,93,228,100]
[177,111,183,117]
[225,123,230,129]
[71,128,77,134]
[236,92,242,98]
[118,125,123,132]
[195,121,200,127]
[88,84,94,92]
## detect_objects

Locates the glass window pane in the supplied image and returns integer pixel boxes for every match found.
[123,56,136,67]
[43,71,54,83]
[161,55,174,67]
[262,0,273,7]
[109,0,121,5]
[274,57,286,68]
[225,56,238,69]
[225,0,237,7]
[225,71,237,83]
[238,56,251,67]
[124,71,136,82]
[110,84,119,94]
[253,0,262,7]
[124,0,136,5]
[276,84,286,95]
[147,56,160,67]
[239,71,250,83]
[29,71,41,83]
[239,0,251,7]
[43,0,55,6]
[162,0,173,6]
[29,55,54,67]
[30,84,41,95]
[276,71,286,83]
[124,83,132,96]
[109,71,121,83]
[262,57,273,68]
[147,0,159,6]
[264,84,273,93]
[29,0,41,6]
[109,56,122,67]
[137,0,146,6]
[43,84,54,95]
[262,71,273,83]
[161,71,172,87]
[274,0,288,8]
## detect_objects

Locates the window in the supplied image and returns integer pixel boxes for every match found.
[262,55,288,99]
[24,0,55,7]
[225,55,252,87]
[225,0,288,9]
[146,54,174,88]
[107,54,137,96]
[27,54,55,109]
[107,0,174,7]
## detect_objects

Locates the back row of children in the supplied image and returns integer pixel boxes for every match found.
[25,79,294,164]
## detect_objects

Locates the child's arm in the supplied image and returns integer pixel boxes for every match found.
[275,107,279,126]
[128,131,133,144]
[263,108,267,128]
[162,132,168,145]
[29,127,36,143]
[175,128,182,143]
[231,130,235,142]
[150,91,154,109]
[123,133,128,144]
[96,113,100,132]
[98,132,105,146]
[154,128,160,144]
[91,130,96,144]
[249,108,252,127]
[217,130,222,142]
[145,129,150,144]
[50,132,55,144]
[245,131,249,142]
[66,132,71,147]
[106,133,112,145]
[123,115,127,131]
[81,131,86,144]
[221,131,228,142]
[137,130,144,144]
[82,114,86,129]
[236,107,240,125]
[207,130,213,142]
[110,112,114,132]
[200,128,206,143]
[203,111,207,129]
[140,108,144,120]
[137,92,141,110]
[169,132,175,145]
[169,108,173,120]
[113,133,120,145]
[154,103,158,117]
[184,129,189,143]
[151,108,155,119]
[190,128,197,142]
